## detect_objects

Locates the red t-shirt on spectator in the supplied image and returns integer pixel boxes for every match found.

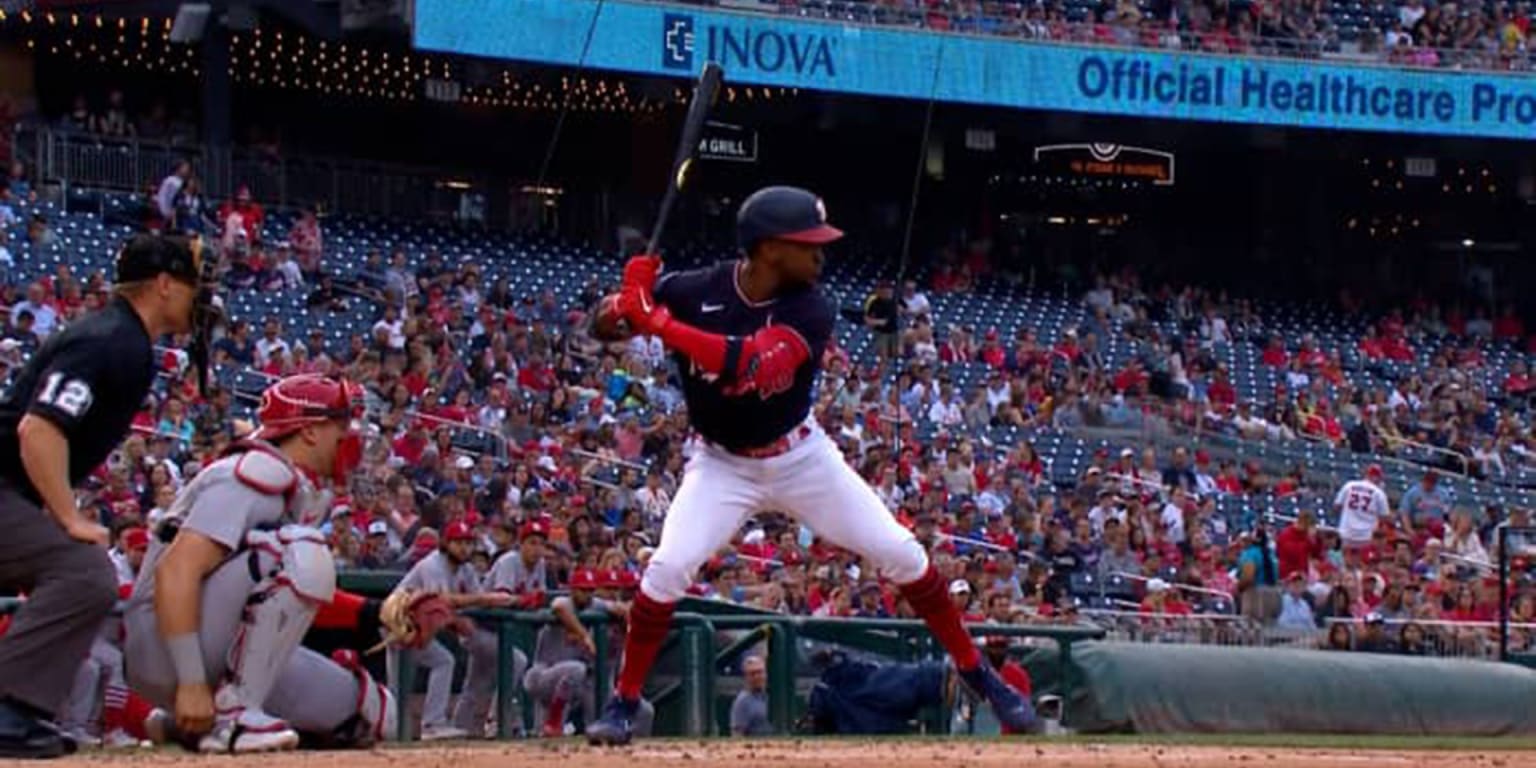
[1495,312,1525,340]
[1261,345,1288,367]
[401,371,430,399]
[1382,337,1415,362]
[1275,524,1320,578]
[1506,372,1532,395]
[1208,379,1236,412]
[393,434,428,465]
[519,364,557,393]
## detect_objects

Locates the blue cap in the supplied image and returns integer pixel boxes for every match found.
[736,186,843,251]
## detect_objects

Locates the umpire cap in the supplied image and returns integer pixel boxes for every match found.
[736,186,843,252]
[114,234,205,285]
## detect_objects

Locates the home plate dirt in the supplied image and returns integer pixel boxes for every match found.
[30,741,1536,768]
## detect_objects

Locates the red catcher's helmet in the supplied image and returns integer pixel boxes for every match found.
[252,374,365,484]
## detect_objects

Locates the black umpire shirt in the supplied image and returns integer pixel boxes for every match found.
[0,296,157,504]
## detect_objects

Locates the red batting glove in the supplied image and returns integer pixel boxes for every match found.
[616,283,673,337]
[622,255,663,291]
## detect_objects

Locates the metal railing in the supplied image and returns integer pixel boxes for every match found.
[649,0,1536,75]
[17,124,491,222]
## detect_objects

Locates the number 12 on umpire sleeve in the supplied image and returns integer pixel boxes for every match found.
[36,372,94,418]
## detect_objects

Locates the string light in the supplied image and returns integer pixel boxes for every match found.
[8,15,796,112]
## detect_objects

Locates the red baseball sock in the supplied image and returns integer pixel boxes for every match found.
[107,689,155,740]
[543,697,566,734]
[900,566,982,672]
[614,591,677,701]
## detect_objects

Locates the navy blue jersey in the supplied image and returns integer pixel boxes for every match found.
[653,260,834,451]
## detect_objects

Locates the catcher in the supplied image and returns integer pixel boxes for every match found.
[122,373,450,752]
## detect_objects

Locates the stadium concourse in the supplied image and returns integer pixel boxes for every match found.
[3,148,1536,678]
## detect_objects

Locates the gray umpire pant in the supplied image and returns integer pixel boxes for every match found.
[0,483,118,718]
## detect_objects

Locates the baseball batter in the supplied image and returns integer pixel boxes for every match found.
[123,374,396,753]
[585,186,1036,745]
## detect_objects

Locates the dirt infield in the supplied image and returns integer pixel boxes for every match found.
[34,739,1536,768]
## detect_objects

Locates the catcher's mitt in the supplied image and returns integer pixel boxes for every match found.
[369,589,456,653]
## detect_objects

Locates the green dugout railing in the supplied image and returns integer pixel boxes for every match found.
[0,572,1105,740]
[410,604,1104,741]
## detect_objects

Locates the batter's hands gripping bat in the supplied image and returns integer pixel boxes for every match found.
[645,61,724,260]
[592,63,722,343]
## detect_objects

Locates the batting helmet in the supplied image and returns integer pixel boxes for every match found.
[735,186,843,252]
[251,374,365,484]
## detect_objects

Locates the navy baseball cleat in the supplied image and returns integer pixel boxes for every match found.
[958,663,1040,734]
[586,696,639,746]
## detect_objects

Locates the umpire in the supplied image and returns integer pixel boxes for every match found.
[0,234,217,758]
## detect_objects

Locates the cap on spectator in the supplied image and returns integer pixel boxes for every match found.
[743,528,766,545]
[414,529,440,551]
[1365,464,1384,480]
[570,569,599,591]
[1364,611,1385,625]
[1146,578,1171,593]
[520,519,550,540]
[464,511,483,528]
[1194,450,1211,466]
[122,527,149,552]
[367,521,389,536]
[443,521,475,542]
[455,455,475,470]
[1086,467,1102,476]
[1119,448,1134,458]
[948,579,971,595]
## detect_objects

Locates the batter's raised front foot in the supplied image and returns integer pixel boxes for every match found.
[585,696,639,746]
[958,663,1040,734]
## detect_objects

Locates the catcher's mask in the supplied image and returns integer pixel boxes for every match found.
[114,233,224,394]
[251,374,367,485]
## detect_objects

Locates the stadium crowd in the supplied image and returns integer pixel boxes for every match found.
[669,0,1536,71]
[2,156,1534,672]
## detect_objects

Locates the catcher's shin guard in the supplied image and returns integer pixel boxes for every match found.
[300,650,399,748]
[203,528,332,753]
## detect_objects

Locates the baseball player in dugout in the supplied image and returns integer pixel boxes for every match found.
[122,374,403,754]
[0,234,219,759]
[585,186,1038,746]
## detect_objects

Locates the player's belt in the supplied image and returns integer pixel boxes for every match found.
[726,424,814,459]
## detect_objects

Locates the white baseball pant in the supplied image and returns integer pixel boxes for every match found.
[642,424,928,603]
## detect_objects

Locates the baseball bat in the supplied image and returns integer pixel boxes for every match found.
[645,62,724,257]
